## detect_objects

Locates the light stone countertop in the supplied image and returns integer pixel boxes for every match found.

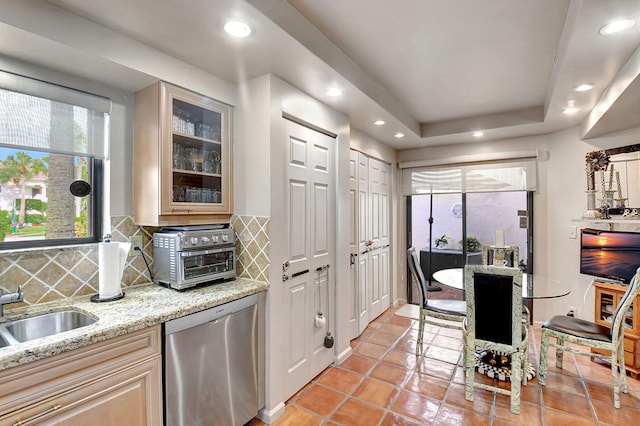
[0,278,268,371]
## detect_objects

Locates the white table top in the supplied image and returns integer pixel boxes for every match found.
[432,268,571,299]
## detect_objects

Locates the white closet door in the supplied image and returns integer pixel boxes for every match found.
[357,152,370,335]
[284,120,335,398]
[350,150,391,336]
[348,150,359,338]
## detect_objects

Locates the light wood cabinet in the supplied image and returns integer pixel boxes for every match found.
[134,81,233,226]
[592,281,640,377]
[0,326,162,425]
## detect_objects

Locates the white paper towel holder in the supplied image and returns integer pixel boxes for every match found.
[91,234,126,303]
[90,292,125,303]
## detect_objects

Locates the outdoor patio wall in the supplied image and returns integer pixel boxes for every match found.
[411,192,528,262]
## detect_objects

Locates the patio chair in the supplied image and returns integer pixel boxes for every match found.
[407,246,465,358]
[463,264,528,415]
[539,266,640,408]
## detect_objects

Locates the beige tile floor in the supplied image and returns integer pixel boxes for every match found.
[249,304,640,425]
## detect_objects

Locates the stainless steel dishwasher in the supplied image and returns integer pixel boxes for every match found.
[164,294,259,426]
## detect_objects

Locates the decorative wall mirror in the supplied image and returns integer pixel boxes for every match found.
[584,144,640,218]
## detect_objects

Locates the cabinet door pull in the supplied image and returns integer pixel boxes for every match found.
[14,404,62,425]
[291,269,310,278]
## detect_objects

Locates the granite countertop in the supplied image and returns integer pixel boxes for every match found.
[0,278,268,371]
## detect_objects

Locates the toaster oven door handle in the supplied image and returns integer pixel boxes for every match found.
[180,247,233,257]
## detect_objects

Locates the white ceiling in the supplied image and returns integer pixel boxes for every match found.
[2,0,640,150]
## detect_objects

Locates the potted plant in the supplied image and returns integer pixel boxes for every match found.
[434,234,451,249]
[459,236,481,252]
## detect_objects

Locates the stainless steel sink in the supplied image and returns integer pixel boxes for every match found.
[0,310,97,345]
[0,334,10,348]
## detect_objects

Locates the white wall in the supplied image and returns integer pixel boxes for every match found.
[543,126,640,323]
[235,75,271,216]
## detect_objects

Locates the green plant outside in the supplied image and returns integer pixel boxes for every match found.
[15,225,46,237]
[0,211,11,242]
[459,236,482,252]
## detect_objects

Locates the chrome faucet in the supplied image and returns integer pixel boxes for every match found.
[0,286,24,317]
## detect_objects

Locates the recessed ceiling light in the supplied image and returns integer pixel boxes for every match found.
[573,83,594,92]
[224,21,252,37]
[472,131,484,138]
[599,19,635,35]
[563,107,580,115]
[326,88,343,97]
[394,132,404,138]
[373,120,385,126]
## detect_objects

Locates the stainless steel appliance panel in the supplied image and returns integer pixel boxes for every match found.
[153,225,236,290]
[164,294,258,426]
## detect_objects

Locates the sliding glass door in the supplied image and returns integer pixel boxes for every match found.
[407,191,533,304]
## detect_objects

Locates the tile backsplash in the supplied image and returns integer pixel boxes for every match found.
[0,215,269,312]
[232,215,270,283]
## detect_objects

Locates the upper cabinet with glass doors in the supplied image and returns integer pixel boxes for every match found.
[134,82,233,226]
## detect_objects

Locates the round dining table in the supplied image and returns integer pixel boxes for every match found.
[432,267,571,299]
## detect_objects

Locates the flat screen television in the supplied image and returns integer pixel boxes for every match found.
[580,228,640,284]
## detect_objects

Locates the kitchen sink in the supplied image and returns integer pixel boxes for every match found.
[0,334,9,348]
[0,310,97,345]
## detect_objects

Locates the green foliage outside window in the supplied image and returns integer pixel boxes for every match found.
[0,211,11,242]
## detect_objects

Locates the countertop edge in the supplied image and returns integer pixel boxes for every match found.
[0,278,268,371]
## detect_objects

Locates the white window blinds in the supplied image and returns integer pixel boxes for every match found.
[0,70,110,158]
[402,159,538,195]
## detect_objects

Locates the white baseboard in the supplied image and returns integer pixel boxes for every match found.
[258,402,286,424]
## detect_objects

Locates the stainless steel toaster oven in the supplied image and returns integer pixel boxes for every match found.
[153,225,236,290]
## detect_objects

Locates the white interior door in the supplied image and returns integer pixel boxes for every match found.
[348,150,359,338]
[284,119,335,398]
[357,152,370,335]
[368,158,382,318]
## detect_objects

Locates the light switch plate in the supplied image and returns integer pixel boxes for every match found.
[568,226,577,239]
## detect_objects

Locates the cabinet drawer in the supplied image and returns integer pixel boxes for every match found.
[0,357,161,426]
[0,325,161,416]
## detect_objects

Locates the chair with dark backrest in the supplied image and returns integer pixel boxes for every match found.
[481,244,530,326]
[539,267,640,408]
[463,264,528,415]
[407,247,466,358]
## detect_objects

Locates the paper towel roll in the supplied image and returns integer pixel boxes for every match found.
[98,242,131,299]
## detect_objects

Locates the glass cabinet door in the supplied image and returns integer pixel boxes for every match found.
[160,83,232,215]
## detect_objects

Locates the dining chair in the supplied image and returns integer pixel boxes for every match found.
[463,264,528,415]
[481,244,530,325]
[482,244,519,267]
[407,247,466,358]
[539,266,640,409]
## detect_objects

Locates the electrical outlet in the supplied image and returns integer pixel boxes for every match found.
[128,236,143,257]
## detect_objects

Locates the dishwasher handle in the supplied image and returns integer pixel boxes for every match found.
[164,293,259,335]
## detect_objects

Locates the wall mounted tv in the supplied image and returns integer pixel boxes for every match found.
[580,228,640,284]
